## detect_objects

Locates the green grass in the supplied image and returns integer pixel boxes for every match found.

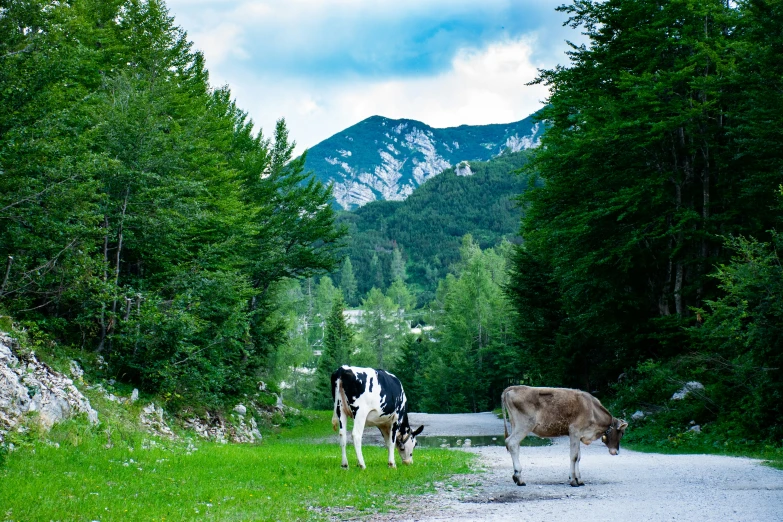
[622,421,783,471]
[0,411,475,521]
[625,440,783,470]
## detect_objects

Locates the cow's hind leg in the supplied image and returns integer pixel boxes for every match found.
[568,432,584,487]
[505,419,534,486]
[336,401,349,468]
[352,408,369,469]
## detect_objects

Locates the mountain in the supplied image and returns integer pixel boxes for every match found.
[304,114,543,210]
[335,151,531,304]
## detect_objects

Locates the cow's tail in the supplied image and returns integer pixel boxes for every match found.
[331,370,341,432]
[501,389,509,439]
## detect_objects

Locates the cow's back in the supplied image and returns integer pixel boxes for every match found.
[504,385,591,438]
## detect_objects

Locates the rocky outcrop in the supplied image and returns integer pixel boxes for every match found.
[183,405,263,444]
[305,114,546,210]
[140,402,177,439]
[0,332,98,442]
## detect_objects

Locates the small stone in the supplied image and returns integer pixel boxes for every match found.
[233,404,247,416]
[632,410,645,421]
[130,389,139,403]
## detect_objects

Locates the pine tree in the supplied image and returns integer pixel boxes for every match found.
[359,288,403,369]
[340,256,358,305]
[391,246,407,282]
[314,298,353,408]
[370,252,385,290]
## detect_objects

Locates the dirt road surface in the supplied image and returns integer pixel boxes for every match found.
[383,412,783,522]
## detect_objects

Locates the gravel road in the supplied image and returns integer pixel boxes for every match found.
[381,412,783,522]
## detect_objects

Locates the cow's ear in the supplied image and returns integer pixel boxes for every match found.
[412,425,424,437]
[618,420,628,431]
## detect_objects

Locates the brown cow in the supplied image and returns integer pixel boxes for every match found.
[501,385,627,487]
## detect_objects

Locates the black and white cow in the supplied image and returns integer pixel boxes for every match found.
[331,365,424,469]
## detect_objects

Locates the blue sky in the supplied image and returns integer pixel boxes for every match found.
[165,0,577,153]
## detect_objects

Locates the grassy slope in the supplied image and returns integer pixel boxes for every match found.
[0,411,474,521]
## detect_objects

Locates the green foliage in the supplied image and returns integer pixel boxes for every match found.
[407,236,516,413]
[357,287,407,369]
[339,256,358,306]
[337,152,530,303]
[508,0,783,445]
[0,0,344,410]
[690,235,783,440]
[314,298,354,409]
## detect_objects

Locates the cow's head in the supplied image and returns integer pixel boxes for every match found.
[396,425,424,465]
[601,418,628,455]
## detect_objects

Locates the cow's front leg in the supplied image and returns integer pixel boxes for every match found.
[568,433,584,487]
[379,425,395,468]
[337,405,349,469]
[352,409,369,469]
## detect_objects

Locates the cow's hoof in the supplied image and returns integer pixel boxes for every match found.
[341,463,349,469]
[569,479,581,487]
[512,475,526,486]
[357,464,366,470]
[388,462,397,469]
[578,480,585,486]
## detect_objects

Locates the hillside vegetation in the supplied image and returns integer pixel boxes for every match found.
[0,0,343,411]
[336,152,530,303]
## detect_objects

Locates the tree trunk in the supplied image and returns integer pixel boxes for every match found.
[97,216,109,352]
[0,255,13,296]
[110,188,130,325]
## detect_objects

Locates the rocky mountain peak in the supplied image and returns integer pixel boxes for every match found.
[304,114,543,210]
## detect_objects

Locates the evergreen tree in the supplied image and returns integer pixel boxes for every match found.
[340,256,358,306]
[370,252,385,290]
[359,288,404,369]
[391,335,428,411]
[390,246,407,282]
[314,298,353,409]
[420,236,514,412]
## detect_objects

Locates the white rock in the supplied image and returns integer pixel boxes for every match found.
[632,410,645,421]
[0,332,98,431]
[455,161,472,177]
[689,425,701,433]
[130,389,139,403]
[233,404,247,416]
[671,381,705,401]
[69,360,84,380]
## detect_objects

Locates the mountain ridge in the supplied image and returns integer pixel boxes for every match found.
[303,113,543,210]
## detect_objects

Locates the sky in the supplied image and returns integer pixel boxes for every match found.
[164,0,578,154]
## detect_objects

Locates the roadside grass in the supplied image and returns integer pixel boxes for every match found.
[623,424,783,470]
[0,411,475,521]
[625,440,783,470]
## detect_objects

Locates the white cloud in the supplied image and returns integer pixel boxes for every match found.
[231,36,552,153]
[164,1,570,154]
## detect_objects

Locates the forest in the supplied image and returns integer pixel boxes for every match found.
[0,0,344,410]
[335,151,530,305]
[1,0,782,448]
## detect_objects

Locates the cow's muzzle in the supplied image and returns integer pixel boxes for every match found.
[402,458,413,465]
[609,448,618,456]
